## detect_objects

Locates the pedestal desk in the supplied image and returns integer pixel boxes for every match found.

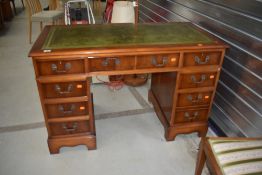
[29,23,228,154]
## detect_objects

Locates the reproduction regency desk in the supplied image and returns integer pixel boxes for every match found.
[29,23,228,154]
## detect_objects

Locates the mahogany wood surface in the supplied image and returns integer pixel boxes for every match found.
[183,51,221,67]
[43,96,88,105]
[89,56,136,72]
[174,108,209,123]
[179,72,217,89]
[48,134,96,154]
[29,23,227,154]
[136,54,179,69]
[45,101,88,118]
[42,81,87,98]
[176,91,212,108]
[49,120,90,136]
[149,89,208,140]
[151,72,177,122]
[37,74,87,83]
[36,59,85,76]
[47,115,90,123]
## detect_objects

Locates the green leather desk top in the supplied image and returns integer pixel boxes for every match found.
[42,23,215,50]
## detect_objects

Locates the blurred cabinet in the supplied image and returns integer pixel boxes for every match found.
[0,0,13,21]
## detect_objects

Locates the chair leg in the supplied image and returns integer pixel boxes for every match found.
[21,0,25,8]
[40,21,43,31]
[10,0,17,15]
[93,0,101,15]
[195,138,206,175]
[29,21,32,44]
[98,0,101,15]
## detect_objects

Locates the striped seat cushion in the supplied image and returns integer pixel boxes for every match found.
[208,138,262,175]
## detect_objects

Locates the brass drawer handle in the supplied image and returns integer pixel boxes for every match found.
[151,56,168,67]
[194,54,210,65]
[58,104,76,114]
[51,62,71,73]
[191,75,206,84]
[54,84,73,94]
[101,58,121,66]
[184,111,199,120]
[62,122,78,132]
[187,94,203,103]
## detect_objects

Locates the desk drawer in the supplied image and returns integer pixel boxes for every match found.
[46,102,88,118]
[183,52,221,67]
[136,54,179,69]
[179,72,217,89]
[49,121,90,136]
[37,59,85,76]
[177,91,212,107]
[42,81,87,98]
[174,109,208,123]
[89,56,135,72]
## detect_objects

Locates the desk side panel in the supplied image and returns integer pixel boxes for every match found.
[151,72,177,122]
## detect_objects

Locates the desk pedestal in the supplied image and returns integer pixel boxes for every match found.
[29,23,227,154]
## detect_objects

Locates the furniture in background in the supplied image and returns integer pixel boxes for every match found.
[195,137,262,175]
[0,3,4,29]
[103,0,138,23]
[111,1,134,23]
[10,0,25,15]
[48,0,59,10]
[28,23,227,154]
[64,0,95,25]
[24,0,63,43]
[92,0,101,15]
[0,0,13,21]
[10,0,17,14]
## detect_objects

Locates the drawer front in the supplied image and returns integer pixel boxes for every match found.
[136,54,179,69]
[42,81,87,98]
[183,52,221,67]
[46,102,88,118]
[179,72,217,89]
[37,60,85,76]
[177,91,213,107]
[49,121,90,136]
[89,56,135,72]
[174,109,208,123]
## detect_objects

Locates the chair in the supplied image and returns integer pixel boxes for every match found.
[10,0,24,15]
[24,0,63,43]
[48,0,58,10]
[92,0,101,15]
[104,0,138,23]
[195,137,262,175]
[111,1,135,23]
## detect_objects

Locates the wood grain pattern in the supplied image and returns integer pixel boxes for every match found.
[36,59,85,76]
[48,134,96,154]
[42,81,87,98]
[139,0,261,138]
[49,120,90,136]
[29,23,227,153]
[176,91,212,108]
[45,102,88,118]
